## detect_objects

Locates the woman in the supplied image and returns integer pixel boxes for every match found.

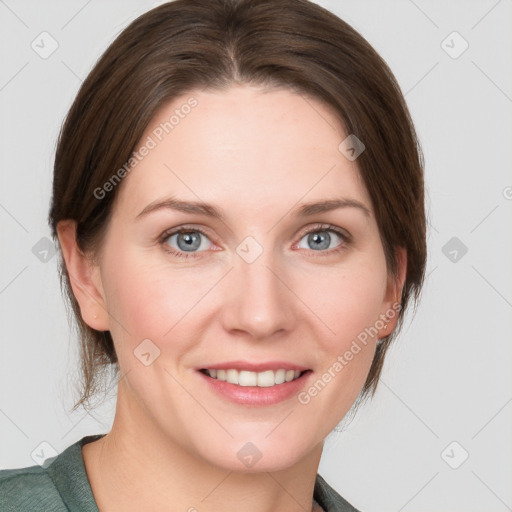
[0,0,426,510]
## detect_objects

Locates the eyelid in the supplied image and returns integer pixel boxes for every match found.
[294,222,352,244]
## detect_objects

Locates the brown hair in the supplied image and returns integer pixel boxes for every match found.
[49,0,427,412]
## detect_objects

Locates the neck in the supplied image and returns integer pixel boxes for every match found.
[82,381,324,512]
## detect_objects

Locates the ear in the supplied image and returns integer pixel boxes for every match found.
[379,246,407,338]
[56,220,109,331]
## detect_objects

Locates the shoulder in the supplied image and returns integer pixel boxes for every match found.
[0,464,66,512]
[315,473,362,512]
[0,434,105,512]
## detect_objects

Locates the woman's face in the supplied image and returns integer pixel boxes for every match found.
[89,84,402,471]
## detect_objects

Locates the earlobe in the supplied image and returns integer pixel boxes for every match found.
[56,220,109,331]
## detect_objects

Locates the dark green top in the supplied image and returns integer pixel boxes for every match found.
[0,434,361,511]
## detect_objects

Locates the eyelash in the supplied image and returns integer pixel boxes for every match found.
[158,223,352,259]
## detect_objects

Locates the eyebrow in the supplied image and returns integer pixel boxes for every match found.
[135,196,371,221]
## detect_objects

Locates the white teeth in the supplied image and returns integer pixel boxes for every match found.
[239,370,257,386]
[226,369,238,385]
[275,369,286,384]
[205,368,304,387]
[257,370,275,387]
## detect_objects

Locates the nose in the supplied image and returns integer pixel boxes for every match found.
[219,248,297,340]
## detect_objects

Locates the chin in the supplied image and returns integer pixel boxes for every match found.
[197,435,312,474]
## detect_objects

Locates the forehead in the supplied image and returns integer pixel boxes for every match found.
[115,84,371,220]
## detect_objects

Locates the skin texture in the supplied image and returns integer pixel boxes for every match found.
[58,84,406,512]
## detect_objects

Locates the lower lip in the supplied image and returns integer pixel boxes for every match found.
[197,370,312,406]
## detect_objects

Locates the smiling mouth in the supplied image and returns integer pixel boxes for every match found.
[199,368,310,387]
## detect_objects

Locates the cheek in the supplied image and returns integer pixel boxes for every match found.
[300,272,384,401]
[293,258,386,398]
[298,260,387,346]
[101,249,217,354]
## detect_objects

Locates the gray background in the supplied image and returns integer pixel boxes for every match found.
[0,1,511,511]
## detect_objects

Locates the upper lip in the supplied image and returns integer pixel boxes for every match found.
[197,360,310,372]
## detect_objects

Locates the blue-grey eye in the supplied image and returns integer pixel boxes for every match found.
[297,230,343,251]
[166,231,210,252]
